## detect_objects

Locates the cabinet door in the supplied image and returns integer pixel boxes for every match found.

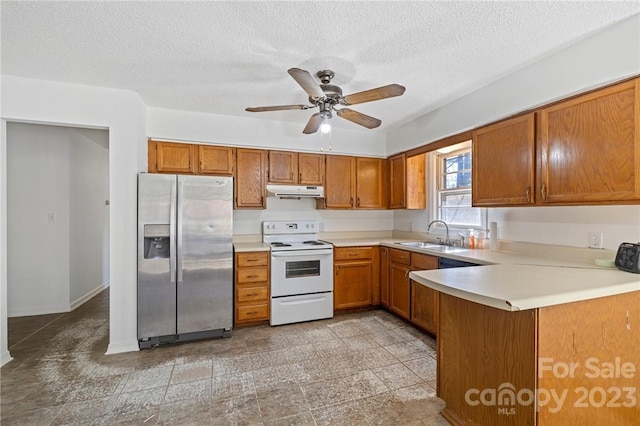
[389,154,406,209]
[380,247,389,307]
[334,261,373,310]
[235,148,267,209]
[154,141,197,174]
[472,113,535,206]
[198,146,234,175]
[538,79,640,203]
[410,282,438,335]
[325,155,355,208]
[356,157,385,208]
[389,263,410,320]
[298,153,324,185]
[269,151,298,184]
[405,154,426,209]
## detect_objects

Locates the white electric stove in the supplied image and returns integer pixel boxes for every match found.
[263,221,334,326]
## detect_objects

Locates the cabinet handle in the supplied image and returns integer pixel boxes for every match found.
[246,292,259,297]
[189,161,193,171]
[348,253,359,257]
[291,172,294,180]
[541,184,547,201]
[246,311,258,316]
[246,274,258,279]
[299,172,302,181]
[246,258,259,262]
[525,186,531,202]
[350,197,354,207]
[357,197,361,207]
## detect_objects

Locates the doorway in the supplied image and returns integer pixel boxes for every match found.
[6,122,110,351]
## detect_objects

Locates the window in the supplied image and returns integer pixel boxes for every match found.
[431,143,485,229]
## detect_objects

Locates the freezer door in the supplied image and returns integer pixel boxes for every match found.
[177,175,233,334]
[137,174,177,339]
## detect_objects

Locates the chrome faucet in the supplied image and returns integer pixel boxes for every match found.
[427,220,450,245]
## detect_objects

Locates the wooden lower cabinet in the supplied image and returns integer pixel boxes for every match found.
[388,248,439,333]
[438,290,640,425]
[380,246,390,307]
[234,251,270,325]
[389,262,411,320]
[411,281,439,335]
[334,246,379,310]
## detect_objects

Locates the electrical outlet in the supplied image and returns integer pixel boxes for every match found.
[589,232,603,249]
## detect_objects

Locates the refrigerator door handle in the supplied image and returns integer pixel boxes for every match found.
[177,179,184,284]
[169,179,177,284]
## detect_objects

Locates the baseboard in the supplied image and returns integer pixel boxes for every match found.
[106,340,139,355]
[70,282,110,311]
[0,350,14,367]
[8,304,70,318]
[8,282,110,317]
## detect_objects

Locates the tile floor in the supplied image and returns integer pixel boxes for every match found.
[1,289,449,425]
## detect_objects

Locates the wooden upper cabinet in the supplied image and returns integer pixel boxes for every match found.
[298,153,324,185]
[389,154,406,208]
[198,146,234,175]
[268,151,298,184]
[389,153,426,209]
[472,113,536,206]
[324,155,356,208]
[235,148,267,209]
[355,157,385,209]
[537,78,640,204]
[149,140,197,174]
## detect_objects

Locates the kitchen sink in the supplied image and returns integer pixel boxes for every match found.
[398,241,467,253]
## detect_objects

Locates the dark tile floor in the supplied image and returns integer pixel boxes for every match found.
[2,289,449,425]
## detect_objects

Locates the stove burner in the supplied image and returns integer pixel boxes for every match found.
[270,242,292,247]
[303,241,326,246]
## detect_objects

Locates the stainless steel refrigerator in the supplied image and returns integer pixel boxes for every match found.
[137,173,233,348]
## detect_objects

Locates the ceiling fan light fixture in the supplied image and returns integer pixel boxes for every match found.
[320,112,332,134]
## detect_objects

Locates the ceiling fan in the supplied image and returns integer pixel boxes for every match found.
[246,68,406,134]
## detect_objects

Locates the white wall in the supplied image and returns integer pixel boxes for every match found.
[7,123,71,316]
[387,14,640,154]
[6,124,110,316]
[1,76,146,363]
[392,14,640,250]
[147,107,386,158]
[68,128,110,307]
[234,197,393,236]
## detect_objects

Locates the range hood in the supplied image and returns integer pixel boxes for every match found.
[266,184,324,199]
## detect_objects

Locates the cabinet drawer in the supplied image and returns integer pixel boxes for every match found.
[412,253,438,270]
[236,304,268,322]
[390,248,411,266]
[334,247,373,261]
[236,268,268,284]
[237,252,269,267]
[237,286,268,302]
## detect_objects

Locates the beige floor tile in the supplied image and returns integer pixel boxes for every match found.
[3,289,449,425]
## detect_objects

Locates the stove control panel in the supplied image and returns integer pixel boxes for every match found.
[263,220,319,235]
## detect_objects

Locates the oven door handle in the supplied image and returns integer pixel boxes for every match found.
[271,249,333,257]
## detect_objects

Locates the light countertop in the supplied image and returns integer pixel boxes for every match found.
[410,265,639,311]
[322,236,640,310]
[233,242,270,252]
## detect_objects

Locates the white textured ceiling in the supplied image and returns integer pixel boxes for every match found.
[2,1,639,134]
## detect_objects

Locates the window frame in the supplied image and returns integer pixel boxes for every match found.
[428,144,486,232]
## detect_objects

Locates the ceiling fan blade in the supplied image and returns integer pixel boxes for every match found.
[303,112,323,134]
[336,108,382,129]
[288,68,326,100]
[342,84,406,106]
[246,104,310,112]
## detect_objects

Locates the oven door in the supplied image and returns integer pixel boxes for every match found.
[271,249,333,297]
